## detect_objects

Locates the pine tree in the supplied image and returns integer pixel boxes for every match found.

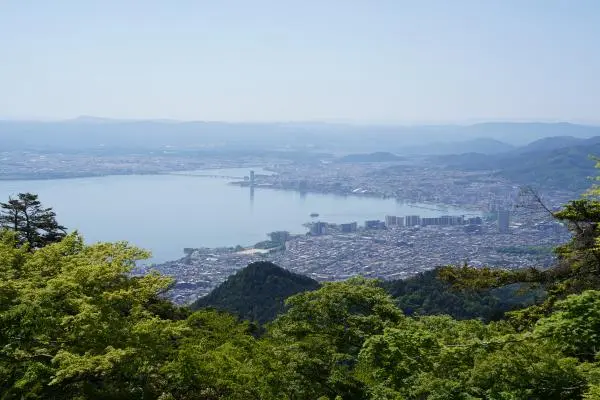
[0,192,66,248]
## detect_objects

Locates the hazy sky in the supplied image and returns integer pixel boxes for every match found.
[1,1,599,123]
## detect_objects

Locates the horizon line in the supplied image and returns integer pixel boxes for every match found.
[1,115,599,127]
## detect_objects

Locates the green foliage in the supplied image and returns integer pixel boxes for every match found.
[266,278,403,399]
[535,291,600,361]
[467,341,585,399]
[356,323,440,390]
[194,266,540,327]
[5,233,600,399]
[382,268,541,322]
[439,193,600,329]
[0,231,265,399]
[497,245,554,256]
[355,314,589,400]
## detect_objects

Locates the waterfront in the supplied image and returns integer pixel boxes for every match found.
[0,168,472,263]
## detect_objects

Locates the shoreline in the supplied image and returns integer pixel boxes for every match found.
[1,168,479,214]
[230,180,481,214]
[0,165,269,182]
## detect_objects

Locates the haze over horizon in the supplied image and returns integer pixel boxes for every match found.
[1,1,599,123]
[2,115,600,127]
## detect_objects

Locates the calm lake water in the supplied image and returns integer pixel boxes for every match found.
[0,168,472,263]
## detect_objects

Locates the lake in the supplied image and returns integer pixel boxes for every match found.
[0,168,473,263]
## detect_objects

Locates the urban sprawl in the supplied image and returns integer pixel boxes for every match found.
[138,164,571,304]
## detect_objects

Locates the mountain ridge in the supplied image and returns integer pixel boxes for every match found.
[3,120,600,152]
[435,139,600,191]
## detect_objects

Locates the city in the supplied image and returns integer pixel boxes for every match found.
[145,204,569,304]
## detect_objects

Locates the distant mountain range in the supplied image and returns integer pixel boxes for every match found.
[435,136,600,191]
[336,135,600,160]
[1,118,599,153]
[4,118,600,189]
[515,135,591,153]
[400,138,516,155]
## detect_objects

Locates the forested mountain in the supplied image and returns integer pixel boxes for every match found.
[437,140,600,191]
[515,135,596,153]
[2,119,599,152]
[401,137,515,155]
[190,261,319,323]
[461,122,600,145]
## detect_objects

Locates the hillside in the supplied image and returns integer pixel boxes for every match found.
[382,268,542,321]
[192,264,539,324]
[437,140,600,191]
[401,137,515,155]
[515,135,588,153]
[190,261,319,323]
[462,122,600,145]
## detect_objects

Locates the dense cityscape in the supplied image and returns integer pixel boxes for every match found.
[132,163,572,304]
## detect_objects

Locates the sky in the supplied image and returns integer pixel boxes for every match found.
[1,1,599,123]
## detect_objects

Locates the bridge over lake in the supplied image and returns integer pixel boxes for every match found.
[166,172,245,180]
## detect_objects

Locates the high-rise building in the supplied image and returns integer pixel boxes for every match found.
[405,215,421,227]
[498,210,510,233]
[421,217,440,226]
[269,231,290,244]
[310,221,328,235]
[249,170,255,187]
[341,222,358,233]
[385,215,399,227]
[298,180,308,191]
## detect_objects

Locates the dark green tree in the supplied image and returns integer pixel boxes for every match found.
[0,193,66,249]
[266,277,404,399]
[439,159,600,328]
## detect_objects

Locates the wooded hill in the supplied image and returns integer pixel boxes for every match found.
[194,263,543,324]
[190,261,319,324]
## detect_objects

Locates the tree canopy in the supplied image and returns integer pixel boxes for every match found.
[0,192,66,249]
[3,230,600,399]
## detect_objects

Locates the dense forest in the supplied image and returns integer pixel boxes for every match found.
[197,262,542,324]
[4,164,600,399]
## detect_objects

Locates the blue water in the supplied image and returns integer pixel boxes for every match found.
[0,168,472,263]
